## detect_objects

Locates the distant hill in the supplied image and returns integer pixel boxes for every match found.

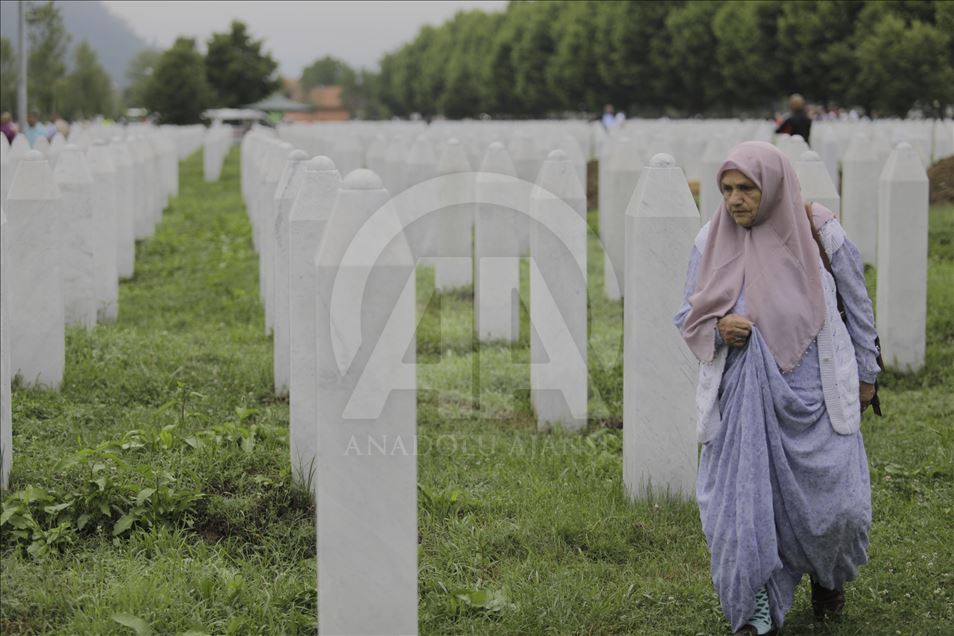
[0,0,149,89]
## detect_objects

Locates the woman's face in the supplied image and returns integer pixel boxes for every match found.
[720,169,762,228]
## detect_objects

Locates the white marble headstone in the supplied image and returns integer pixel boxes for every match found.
[54,144,97,329]
[529,149,588,432]
[261,142,293,334]
[33,135,51,157]
[840,134,879,264]
[272,149,309,397]
[603,136,642,300]
[127,136,153,240]
[796,150,840,218]
[699,136,730,223]
[624,153,700,500]
[316,169,417,635]
[475,142,521,342]
[109,138,137,279]
[402,135,439,261]
[0,137,10,208]
[877,142,928,372]
[289,156,340,489]
[86,141,120,322]
[0,207,12,489]
[435,138,474,291]
[6,151,65,389]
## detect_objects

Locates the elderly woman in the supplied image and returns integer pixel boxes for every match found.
[674,142,881,635]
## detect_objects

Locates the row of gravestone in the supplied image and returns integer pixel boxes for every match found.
[238,127,590,634]
[0,124,204,490]
[246,118,939,417]
[233,117,934,634]
[606,123,939,374]
[203,123,233,182]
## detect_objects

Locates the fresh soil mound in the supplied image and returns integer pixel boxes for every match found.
[929,156,954,204]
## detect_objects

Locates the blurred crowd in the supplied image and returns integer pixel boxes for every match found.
[1,111,71,146]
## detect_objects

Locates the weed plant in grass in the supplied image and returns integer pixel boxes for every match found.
[1,150,951,635]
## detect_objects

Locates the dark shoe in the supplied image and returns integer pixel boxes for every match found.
[811,577,845,621]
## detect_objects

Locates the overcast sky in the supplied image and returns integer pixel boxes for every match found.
[102,0,507,76]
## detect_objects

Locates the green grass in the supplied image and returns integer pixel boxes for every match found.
[1,150,951,635]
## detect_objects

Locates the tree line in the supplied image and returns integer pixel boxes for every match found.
[0,1,116,120]
[366,0,954,119]
[123,20,280,125]
[0,2,279,125]
[3,1,952,124]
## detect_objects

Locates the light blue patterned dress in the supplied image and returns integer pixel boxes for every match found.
[674,223,881,631]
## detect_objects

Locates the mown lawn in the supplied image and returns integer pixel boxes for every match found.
[1,148,951,635]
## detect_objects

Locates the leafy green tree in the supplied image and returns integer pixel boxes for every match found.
[853,15,954,116]
[346,69,388,119]
[61,41,117,119]
[205,21,278,107]
[124,48,160,108]
[776,1,866,106]
[484,16,521,115]
[376,51,403,115]
[379,26,441,116]
[661,1,723,114]
[932,0,954,59]
[712,1,784,113]
[508,1,561,115]
[144,37,212,124]
[0,36,16,115]
[369,0,953,119]
[26,0,70,115]
[593,1,673,114]
[547,2,607,113]
[300,55,355,89]
[437,10,498,117]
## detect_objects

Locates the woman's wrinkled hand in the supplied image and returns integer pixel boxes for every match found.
[859,382,876,412]
[718,314,754,348]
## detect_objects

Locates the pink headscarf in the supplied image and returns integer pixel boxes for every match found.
[681,141,833,372]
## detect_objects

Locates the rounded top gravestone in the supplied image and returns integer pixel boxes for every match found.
[343,168,384,191]
[650,153,676,168]
[290,157,340,224]
[86,140,117,176]
[535,149,584,204]
[275,150,310,201]
[33,136,51,156]
[608,136,643,172]
[478,142,517,177]
[307,155,337,172]
[317,167,413,269]
[10,134,30,157]
[53,144,93,185]
[437,138,471,175]
[881,142,928,183]
[8,150,61,201]
[628,154,698,220]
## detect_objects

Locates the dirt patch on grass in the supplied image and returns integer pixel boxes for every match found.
[929,156,954,204]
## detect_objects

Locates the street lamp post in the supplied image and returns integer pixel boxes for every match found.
[17,0,28,131]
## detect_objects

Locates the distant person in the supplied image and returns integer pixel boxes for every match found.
[23,112,48,147]
[775,93,812,144]
[601,104,616,130]
[0,112,16,143]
